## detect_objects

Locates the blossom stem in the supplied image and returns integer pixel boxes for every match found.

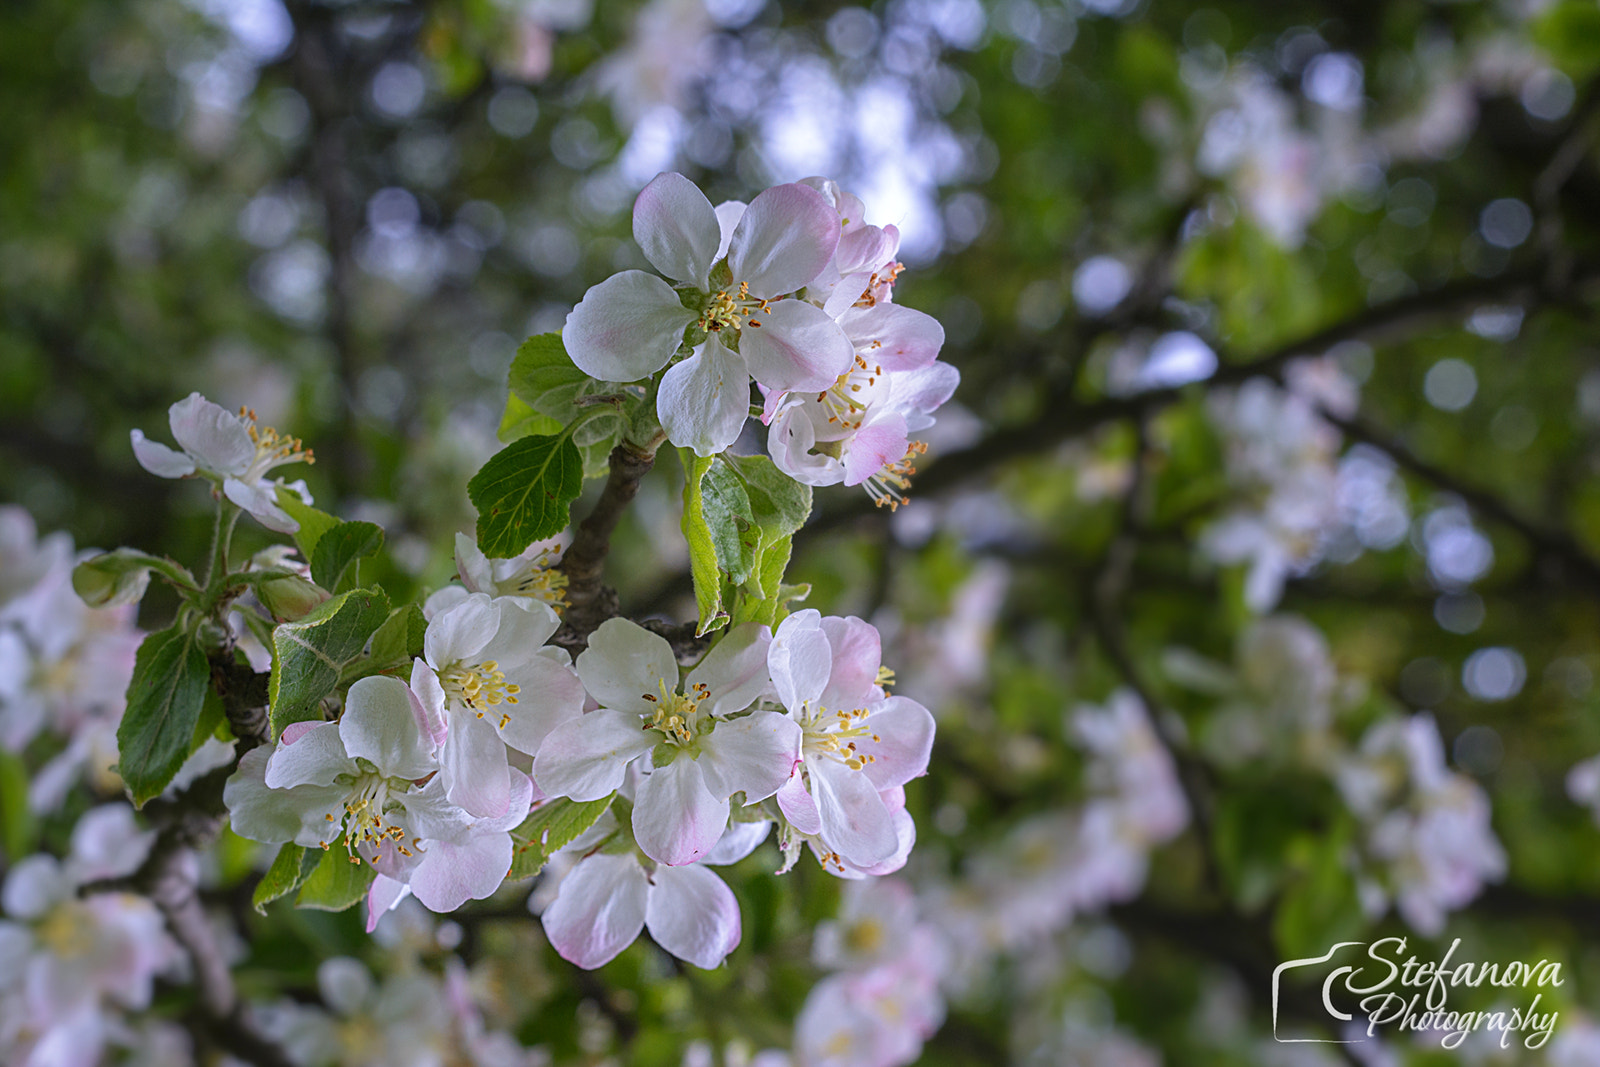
[199,502,242,607]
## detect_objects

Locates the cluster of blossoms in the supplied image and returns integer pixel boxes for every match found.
[1199,357,1358,612]
[0,507,142,813]
[1335,713,1506,935]
[253,956,541,1067]
[788,879,946,1067]
[528,609,934,968]
[564,172,958,509]
[0,805,179,1066]
[929,689,1188,990]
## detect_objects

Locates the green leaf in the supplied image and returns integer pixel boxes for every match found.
[309,521,385,592]
[269,588,391,738]
[117,624,212,807]
[275,487,341,562]
[361,603,427,675]
[507,795,615,881]
[508,333,589,417]
[498,391,563,442]
[723,453,812,537]
[733,533,795,628]
[468,433,584,560]
[702,459,759,584]
[295,842,377,911]
[680,451,729,636]
[252,843,318,914]
[0,750,37,860]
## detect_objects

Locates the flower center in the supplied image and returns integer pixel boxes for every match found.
[441,660,521,728]
[803,707,881,772]
[502,551,569,612]
[641,679,710,747]
[863,441,928,512]
[854,261,904,308]
[328,770,419,863]
[698,281,772,334]
[815,356,885,432]
[239,406,315,480]
[37,901,94,958]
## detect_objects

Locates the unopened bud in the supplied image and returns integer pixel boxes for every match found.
[72,552,153,608]
[258,574,330,622]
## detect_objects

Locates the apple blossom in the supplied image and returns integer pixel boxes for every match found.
[534,618,799,866]
[129,392,315,533]
[767,611,934,871]
[409,592,584,819]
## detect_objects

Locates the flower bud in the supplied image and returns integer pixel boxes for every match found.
[72,552,153,608]
[258,574,330,622]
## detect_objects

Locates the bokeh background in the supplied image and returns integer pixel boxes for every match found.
[5,0,1600,1063]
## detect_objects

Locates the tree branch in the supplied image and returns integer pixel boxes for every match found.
[555,440,659,651]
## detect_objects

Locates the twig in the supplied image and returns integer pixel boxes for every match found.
[555,440,659,650]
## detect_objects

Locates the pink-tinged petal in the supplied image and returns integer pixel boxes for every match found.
[698,712,801,802]
[836,223,898,276]
[409,831,514,913]
[264,722,354,789]
[541,853,649,969]
[633,759,729,866]
[477,769,535,834]
[890,361,960,424]
[859,696,936,790]
[576,618,678,715]
[280,720,321,746]
[443,710,511,819]
[658,336,751,457]
[397,776,474,842]
[223,477,299,533]
[408,660,450,746]
[769,610,830,713]
[453,531,495,592]
[533,708,656,801]
[563,270,694,382]
[809,759,898,868]
[686,624,773,715]
[740,300,854,393]
[842,805,916,878]
[727,183,840,299]
[821,269,872,319]
[645,863,741,968]
[129,431,196,479]
[167,392,255,475]
[366,876,412,934]
[496,653,584,757]
[424,592,499,669]
[767,402,840,487]
[713,200,746,261]
[840,303,944,372]
[841,412,909,488]
[819,616,882,709]
[776,767,822,834]
[701,820,771,866]
[340,676,437,780]
[633,172,721,289]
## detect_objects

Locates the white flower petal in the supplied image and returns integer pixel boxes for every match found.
[264,722,355,789]
[167,392,255,475]
[776,768,822,835]
[859,696,936,791]
[685,623,772,716]
[713,200,746,261]
[739,299,854,393]
[533,708,657,801]
[453,531,495,593]
[809,758,899,868]
[223,477,301,534]
[769,610,831,713]
[340,676,437,780]
[541,853,649,970]
[658,336,751,457]
[409,831,514,913]
[1,856,66,920]
[701,820,771,866]
[424,592,499,669]
[698,712,800,803]
[129,431,196,479]
[442,710,511,819]
[839,304,944,372]
[633,758,729,866]
[563,270,694,382]
[645,863,741,968]
[576,619,677,715]
[727,183,840,299]
[818,615,882,710]
[408,660,450,747]
[495,652,584,757]
[633,172,721,289]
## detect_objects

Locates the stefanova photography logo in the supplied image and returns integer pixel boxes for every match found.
[1272,938,1563,1051]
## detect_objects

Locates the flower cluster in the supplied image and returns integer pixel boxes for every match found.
[0,507,142,813]
[563,173,958,509]
[0,806,179,1066]
[1335,713,1506,935]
